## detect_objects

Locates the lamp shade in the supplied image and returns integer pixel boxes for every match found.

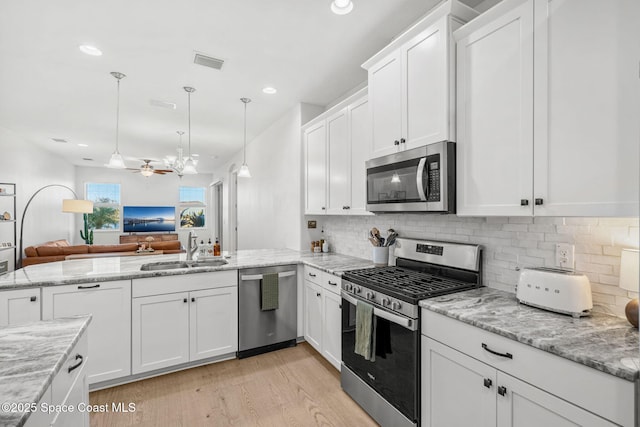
[62,199,94,214]
[620,249,639,292]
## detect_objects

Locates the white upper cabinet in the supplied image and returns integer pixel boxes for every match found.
[456,0,640,217]
[304,121,327,215]
[303,88,371,216]
[363,0,478,160]
[456,0,534,216]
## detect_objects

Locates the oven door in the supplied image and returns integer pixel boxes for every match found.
[341,292,419,422]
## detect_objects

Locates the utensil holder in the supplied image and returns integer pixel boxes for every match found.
[372,246,389,266]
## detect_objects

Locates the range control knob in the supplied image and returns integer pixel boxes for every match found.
[391,301,402,310]
[365,291,376,300]
[344,283,353,292]
[354,286,362,294]
[381,298,391,307]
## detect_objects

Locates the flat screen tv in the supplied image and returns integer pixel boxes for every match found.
[123,206,176,233]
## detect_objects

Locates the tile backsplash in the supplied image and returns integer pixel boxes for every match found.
[314,215,639,318]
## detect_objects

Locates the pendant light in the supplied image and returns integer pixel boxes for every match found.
[164,131,186,177]
[238,97,252,178]
[107,72,126,168]
[182,86,197,175]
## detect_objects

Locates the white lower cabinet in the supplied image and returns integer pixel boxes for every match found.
[131,271,238,375]
[0,287,40,326]
[51,329,89,427]
[42,280,131,385]
[421,310,634,427]
[304,266,342,370]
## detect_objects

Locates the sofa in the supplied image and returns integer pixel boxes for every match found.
[22,239,184,267]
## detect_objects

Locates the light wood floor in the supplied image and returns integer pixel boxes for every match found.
[90,343,378,427]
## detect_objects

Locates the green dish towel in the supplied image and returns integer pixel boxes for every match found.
[261,273,279,311]
[355,301,376,361]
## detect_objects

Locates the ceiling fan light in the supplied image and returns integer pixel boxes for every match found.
[140,168,154,177]
[331,0,353,15]
[238,163,251,178]
[107,151,126,169]
[183,158,198,175]
[391,172,401,183]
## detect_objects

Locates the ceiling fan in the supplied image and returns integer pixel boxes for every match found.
[127,159,173,177]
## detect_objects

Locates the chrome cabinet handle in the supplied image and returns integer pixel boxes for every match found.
[482,343,513,359]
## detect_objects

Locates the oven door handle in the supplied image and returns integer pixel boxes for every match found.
[416,157,427,201]
[341,291,417,331]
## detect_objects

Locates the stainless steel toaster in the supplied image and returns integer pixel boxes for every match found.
[516,267,593,317]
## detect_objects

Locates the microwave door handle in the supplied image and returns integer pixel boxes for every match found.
[416,157,427,201]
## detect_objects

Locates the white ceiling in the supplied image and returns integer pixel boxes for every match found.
[0,0,483,174]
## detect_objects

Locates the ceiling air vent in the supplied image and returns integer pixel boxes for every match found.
[149,99,177,110]
[194,53,224,70]
[51,138,68,143]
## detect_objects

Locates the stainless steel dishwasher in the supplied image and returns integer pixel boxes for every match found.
[238,265,297,358]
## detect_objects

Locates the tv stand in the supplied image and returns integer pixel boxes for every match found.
[119,233,179,244]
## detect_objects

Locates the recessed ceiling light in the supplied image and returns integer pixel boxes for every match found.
[192,154,199,157]
[77,143,88,147]
[79,45,102,56]
[262,87,277,95]
[149,99,177,109]
[331,0,353,15]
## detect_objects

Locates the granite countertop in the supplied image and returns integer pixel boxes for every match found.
[0,249,374,291]
[0,316,91,427]
[419,287,640,382]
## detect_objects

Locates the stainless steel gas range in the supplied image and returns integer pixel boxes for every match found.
[340,238,482,427]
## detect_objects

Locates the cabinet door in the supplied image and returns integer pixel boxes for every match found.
[305,121,327,214]
[533,0,640,216]
[304,280,323,353]
[42,281,131,384]
[402,16,449,149]
[189,286,238,361]
[456,0,534,216]
[496,372,617,427]
[132,292,190,374]
[348,96,371,215]
[422,336,496,427]
[369,51,403,158]
[321,289,342,371]
[51,363,89,427]
[0,288,40,326]
[326,108,350,214]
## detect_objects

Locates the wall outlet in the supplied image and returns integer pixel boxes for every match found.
[555,243,575,269]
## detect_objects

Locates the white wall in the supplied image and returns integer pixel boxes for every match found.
[219,103,323,252]
[74,166,213,248]
[0,127,76,269]
[311,214,639,318]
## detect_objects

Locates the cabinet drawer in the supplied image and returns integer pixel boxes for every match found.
[321,272,341,295]
[133,270,238,297]
[52,330,88,406]
[303,266,322,285]
[422,309,635,426]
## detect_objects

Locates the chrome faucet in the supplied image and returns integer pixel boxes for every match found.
[187,231,198,261]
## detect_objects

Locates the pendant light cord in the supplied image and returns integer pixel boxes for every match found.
[187,91,192,158]
[243,101,247,164]
[115,77,120,152]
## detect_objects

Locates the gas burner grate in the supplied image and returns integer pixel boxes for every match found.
[343,266,478,303]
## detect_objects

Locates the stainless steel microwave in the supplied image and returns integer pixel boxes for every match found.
[366,141,455,213]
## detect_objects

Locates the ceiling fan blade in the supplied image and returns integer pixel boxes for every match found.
[155,169,173,174]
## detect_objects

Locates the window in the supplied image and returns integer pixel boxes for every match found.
[179,186,206,229]
[85,183,121,230]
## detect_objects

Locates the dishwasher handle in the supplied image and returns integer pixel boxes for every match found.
[240,270,296,281]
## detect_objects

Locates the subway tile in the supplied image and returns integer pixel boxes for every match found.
[598,274,622,286]
[508,217,534,224]
[502,224,529,232]
[556,225,591,235]
[575,261,613,274]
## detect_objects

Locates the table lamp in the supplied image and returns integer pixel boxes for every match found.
[619,248,639,328]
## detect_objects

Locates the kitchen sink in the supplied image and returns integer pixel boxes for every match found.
[190,259,228,267]
[140,261,190,271]
[140,258,228,271]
